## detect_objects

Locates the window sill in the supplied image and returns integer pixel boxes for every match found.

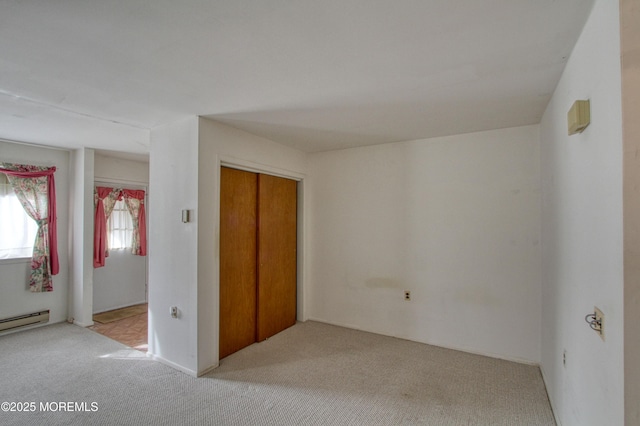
[0,257,31,266]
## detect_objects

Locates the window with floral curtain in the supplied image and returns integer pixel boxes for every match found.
[93,186,146,268]
[0,163,59,292]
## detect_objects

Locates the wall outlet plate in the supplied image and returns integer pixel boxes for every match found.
[594,306,604,341]
[404,290,411,301]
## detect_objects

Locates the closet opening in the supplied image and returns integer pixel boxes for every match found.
[219,166,298,359]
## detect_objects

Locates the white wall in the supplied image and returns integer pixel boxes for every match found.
[70,148,95,326]
[539,0,624,424]
[308,125,542,363]
[0,140,70,330]
[93,251,146,313]
[95,154,150,184]
[93,154,149,313]
[148,116,200,375]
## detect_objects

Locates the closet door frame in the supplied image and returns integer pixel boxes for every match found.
[217,157,306,342]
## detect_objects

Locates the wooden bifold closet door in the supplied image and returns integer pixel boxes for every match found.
[219,167,297,359]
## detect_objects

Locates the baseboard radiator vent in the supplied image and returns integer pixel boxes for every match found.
[0,310,50,332]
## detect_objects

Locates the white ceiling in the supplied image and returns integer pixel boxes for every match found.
[0,0,595,155]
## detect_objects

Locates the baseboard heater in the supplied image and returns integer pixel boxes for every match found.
[0,310,49,332]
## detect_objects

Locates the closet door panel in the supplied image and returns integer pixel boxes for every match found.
[219,167,258,359]
[257,174,297,341]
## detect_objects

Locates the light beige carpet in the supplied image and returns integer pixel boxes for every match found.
[93,303,147,324]
[0,320,555,425]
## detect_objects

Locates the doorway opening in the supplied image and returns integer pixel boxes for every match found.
[90,178,149,351]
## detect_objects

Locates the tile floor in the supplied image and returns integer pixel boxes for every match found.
[89,306,148,352]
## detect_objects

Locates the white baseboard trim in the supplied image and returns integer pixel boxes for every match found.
[539,365,561,425]
[93,300,147,315]
[197,363,219,377]
[146,352,198,377]
[305,316,540,366]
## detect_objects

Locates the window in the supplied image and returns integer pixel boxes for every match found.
[0,173,37,259]
[94,185,146,268]
[107,199,134,250]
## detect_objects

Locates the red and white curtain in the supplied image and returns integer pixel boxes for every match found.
[122,189,147,256]
[93,186,147,268]
[0,163,59,292]
[93,187,122,268]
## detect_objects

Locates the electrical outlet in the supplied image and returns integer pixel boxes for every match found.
[404,290,411,301]
[563,350,567,367]
[170,306,178,319]
[594,306,604,341]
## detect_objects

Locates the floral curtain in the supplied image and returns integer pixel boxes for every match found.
[122,189,147,256]
[0,163,59,292]
[93,186,122,268]
[93,187,146,267]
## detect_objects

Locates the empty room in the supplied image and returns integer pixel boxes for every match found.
[0,1,639,425]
